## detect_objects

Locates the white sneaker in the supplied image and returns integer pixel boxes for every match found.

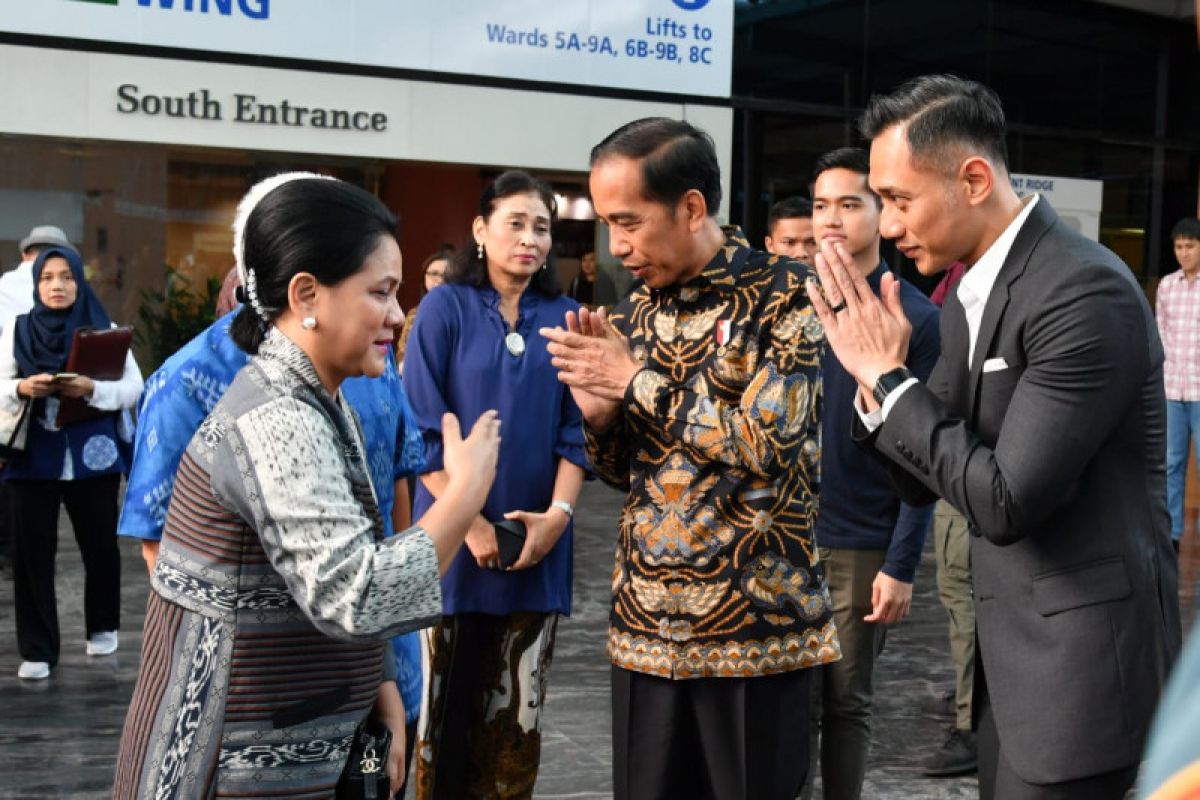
[17,661,50,680]
[86,630,119,656]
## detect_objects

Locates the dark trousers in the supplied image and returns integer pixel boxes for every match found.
[0,482,12,566]
[11,474,121,666]
[977,669,1136,800]
[815,546,888,800]
[612,665,811,800]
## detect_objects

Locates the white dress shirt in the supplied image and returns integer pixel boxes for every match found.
[859,194,1041,429]
[0,260,34,334]
[956,194,1039,370]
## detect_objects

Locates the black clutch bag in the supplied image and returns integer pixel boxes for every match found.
[336,715,392,800]
[493,518,527,569]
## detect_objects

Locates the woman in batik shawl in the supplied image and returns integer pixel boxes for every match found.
[114,174,500,799]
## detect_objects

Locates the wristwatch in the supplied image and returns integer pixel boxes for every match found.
[550,500,574,518]
[872,366,915,407]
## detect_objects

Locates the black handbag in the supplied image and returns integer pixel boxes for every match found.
[493,518,528,569]
[337,715,393,800]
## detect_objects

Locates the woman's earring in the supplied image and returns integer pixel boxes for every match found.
[540,262,548,271]
[301,316,317,331]
[476,242,484,260]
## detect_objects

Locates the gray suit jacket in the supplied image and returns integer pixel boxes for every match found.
[857,199,1181,784]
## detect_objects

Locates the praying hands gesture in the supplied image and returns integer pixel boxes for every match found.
[805,240,912,411]
[540,307,642,431]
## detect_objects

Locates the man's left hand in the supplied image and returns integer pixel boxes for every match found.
[806,240,912,408]
[540,308,643,402]
[864,571,913,625]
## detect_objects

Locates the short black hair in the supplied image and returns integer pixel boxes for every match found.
[590,117,722,214]
[1172,217,1200,242]
[444,169,561,298]
[767,196,812,233]
[859,74,1009,175]
[811,147,879,208]
[230,178,397,353]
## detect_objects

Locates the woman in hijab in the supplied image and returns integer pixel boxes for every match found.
[0,246,143,681]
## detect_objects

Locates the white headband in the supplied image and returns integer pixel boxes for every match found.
[231,171,337,286]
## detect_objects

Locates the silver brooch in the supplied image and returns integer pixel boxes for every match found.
[505,331,526,357]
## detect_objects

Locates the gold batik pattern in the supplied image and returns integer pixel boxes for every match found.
[588,227,840,679]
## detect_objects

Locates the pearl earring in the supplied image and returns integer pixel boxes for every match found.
[476,242,484,260]
[301,316,317,330]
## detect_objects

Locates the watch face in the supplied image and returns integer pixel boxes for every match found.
[874,368,913,405]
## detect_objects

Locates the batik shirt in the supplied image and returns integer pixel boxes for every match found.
[587,227,839,679]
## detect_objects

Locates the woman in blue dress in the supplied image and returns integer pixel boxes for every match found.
[404,170,588,799]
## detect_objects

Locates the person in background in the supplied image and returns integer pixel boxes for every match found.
[1156,216,1200,555]
[0,225,81,575]
[113,173,501,799]
[405,170,587,799]
[917,259,979,780]
[542,117,835,799]
[395,248,451,366]
[765,195,818,265]
[1,246,143,680]
[804,147,939,800]
[0,225,78,328]
[568,250,617,308]
[214,265,241,317]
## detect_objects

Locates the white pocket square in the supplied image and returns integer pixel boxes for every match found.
[982,357,1009,373]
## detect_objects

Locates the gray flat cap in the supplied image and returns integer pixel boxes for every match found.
[19,225,78,256]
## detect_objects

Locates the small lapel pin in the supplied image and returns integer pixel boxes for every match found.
[716,320,732,347]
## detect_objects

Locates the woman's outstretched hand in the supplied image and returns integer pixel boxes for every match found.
[441,410,501,507]
[418,411,502,574]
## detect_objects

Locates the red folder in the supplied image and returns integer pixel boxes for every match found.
[55,327,134,428]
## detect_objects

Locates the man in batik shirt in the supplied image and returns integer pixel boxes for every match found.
[542,117,839,800]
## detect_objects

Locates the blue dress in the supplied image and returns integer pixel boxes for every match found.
[403,283,589,616]
[117,311,426,722]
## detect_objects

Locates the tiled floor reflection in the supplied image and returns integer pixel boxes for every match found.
[1,481,1197,799]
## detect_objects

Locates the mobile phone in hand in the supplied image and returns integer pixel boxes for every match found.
[52,373,79,383]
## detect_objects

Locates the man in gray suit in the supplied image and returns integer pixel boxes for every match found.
[807,74,1181,799]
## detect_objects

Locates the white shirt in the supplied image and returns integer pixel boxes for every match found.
[860,194,1041,428]
[956,194,1039,370]
[0,260,34,334]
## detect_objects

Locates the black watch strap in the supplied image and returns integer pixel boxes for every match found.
[872,367,915,406]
